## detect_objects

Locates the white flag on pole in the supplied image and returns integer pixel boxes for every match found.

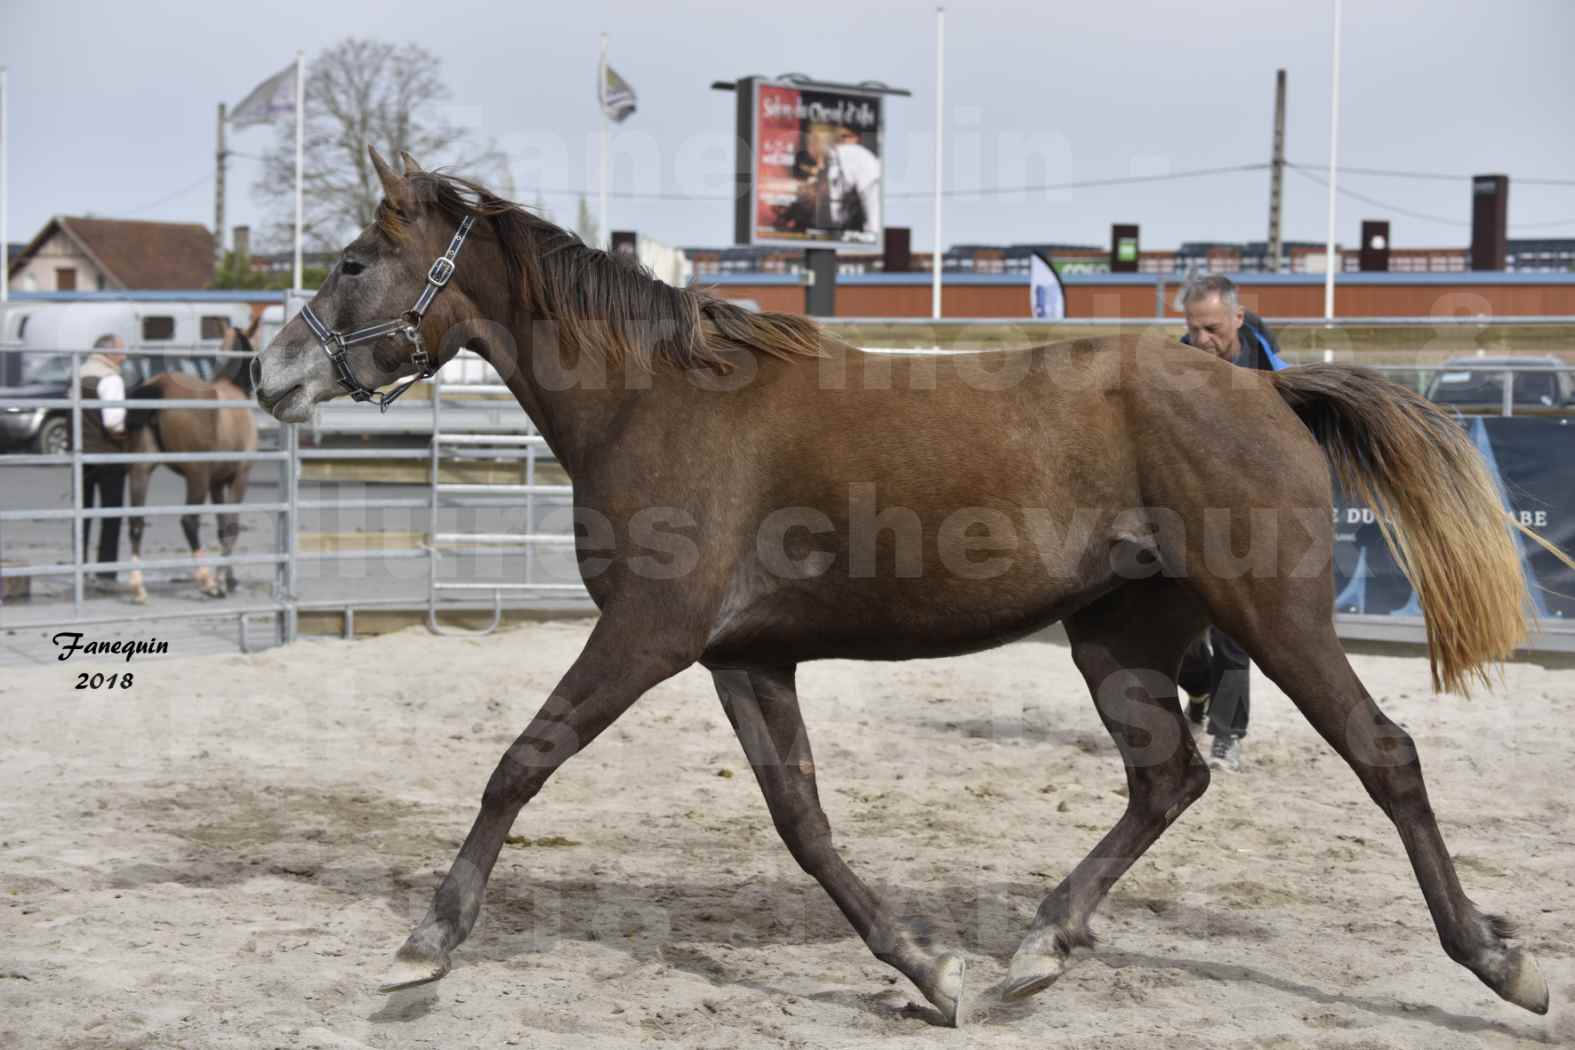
[230,62,297,127]
[600,64,637,123]
[1030,251,1067,320]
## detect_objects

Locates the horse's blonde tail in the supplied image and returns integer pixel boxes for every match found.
[1272,364,1574,693]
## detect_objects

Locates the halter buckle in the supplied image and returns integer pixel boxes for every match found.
[427,256,456,287]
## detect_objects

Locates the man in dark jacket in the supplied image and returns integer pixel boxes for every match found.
[1176,274,1287,771]
[78,334,129,588]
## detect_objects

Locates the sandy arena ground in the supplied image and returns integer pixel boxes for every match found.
[1,620,1572,1049]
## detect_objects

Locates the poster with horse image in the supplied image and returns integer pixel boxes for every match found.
[751,80,883,250]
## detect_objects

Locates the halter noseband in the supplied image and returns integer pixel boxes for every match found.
[299,215,475,412]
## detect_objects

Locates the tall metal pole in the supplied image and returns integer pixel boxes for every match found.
[931,6,944,319]
[599,33,609,251]
[1322,0,1343,319]
[215,102,227,272]
[1266,69,1286,273]
[293,50,305,292]
[1,67,9,304]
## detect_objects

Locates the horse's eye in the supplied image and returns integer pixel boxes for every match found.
[341,259,365,277]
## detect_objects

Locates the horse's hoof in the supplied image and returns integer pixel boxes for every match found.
[201,586,226,599]
[1500,948,1549,1015]
[130,591,148,606]
[1000,947,1066,1002]
[926,952,967,1027]
[378,943,450,993]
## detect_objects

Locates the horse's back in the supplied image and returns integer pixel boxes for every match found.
[140,372,257,460]
[694,335,1336,665]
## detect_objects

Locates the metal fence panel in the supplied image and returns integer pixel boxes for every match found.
[5,318,1575,654]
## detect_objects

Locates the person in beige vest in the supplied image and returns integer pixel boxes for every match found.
[79,335,128,587]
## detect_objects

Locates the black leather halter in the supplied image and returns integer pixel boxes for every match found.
[299,215,475,412]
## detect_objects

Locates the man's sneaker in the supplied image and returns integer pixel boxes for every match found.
[1207,734,1243,772]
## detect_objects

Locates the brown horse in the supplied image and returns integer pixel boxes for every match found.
[126,322,259,603]
[253,148,1569,1026]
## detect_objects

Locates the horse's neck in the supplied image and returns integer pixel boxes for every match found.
[480,322,644,481]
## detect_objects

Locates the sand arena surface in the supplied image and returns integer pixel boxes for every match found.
[1,620,1571,1048]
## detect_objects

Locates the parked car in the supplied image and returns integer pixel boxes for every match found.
[1423,355,1575,416]
[0,353,73,453]
[0,299,255,453]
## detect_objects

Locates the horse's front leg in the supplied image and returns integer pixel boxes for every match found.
[126,463,152,605]
[380,607,703,991]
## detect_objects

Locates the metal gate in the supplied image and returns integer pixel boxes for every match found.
[0,340,297,651]
[0,297,590,656]
[424,352,580,636]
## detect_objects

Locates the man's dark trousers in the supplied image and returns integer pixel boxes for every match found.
[81,463,127,580]
[1178,627,1250,738]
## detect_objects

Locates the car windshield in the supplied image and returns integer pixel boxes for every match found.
[1431,369,1506,404]
[1429,367,1561,407]
[1515,371,1558,405]
[20,353,73,385]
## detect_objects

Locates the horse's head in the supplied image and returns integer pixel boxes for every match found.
[254,146,478,421]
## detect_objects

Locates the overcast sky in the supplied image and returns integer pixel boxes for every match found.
[4,0,1573,255]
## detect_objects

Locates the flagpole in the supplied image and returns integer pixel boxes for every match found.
[599,33,609,251]
[931,6,944,320]
[1322,0,1342,320]
[1,67,8,305]
[293,50,305,292]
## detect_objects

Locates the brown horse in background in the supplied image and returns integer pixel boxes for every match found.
[125,322,259,603]
[253,150,1574,1027]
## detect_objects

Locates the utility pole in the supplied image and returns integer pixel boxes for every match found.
[1266,68,1286,273]
[214,102,227,271]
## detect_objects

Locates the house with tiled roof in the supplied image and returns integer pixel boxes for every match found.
[6,216,215,291]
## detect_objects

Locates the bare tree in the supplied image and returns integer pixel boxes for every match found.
[254,38,511,249]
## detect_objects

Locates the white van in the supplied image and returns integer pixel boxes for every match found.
[0,299,257,452]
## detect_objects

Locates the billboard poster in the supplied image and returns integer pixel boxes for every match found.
[751,80,883,251]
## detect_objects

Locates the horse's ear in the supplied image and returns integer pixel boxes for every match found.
[398,150,424,176]
[369,146,415,213]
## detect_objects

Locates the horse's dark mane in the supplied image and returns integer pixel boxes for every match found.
[216,329,256,395]
[378,171,824,372]
[125,379,164,439]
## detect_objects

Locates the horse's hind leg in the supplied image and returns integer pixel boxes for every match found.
[1232,613,1549,1014]
[713,665,968,1026]
[180,471,221,597]
[1005,579,1211,1000]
